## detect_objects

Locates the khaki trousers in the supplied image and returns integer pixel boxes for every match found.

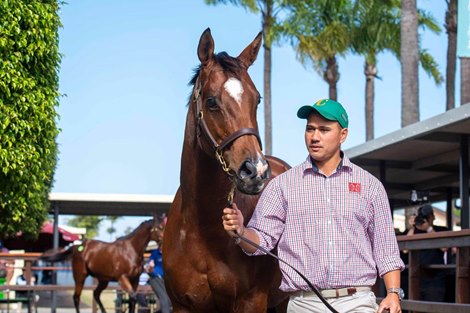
[287,289,378,313]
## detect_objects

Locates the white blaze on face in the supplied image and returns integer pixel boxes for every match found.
[224,77,244,105]
[255,152,269,177]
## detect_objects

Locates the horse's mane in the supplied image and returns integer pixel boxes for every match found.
[187,52,243,106]
[115,219,153,241]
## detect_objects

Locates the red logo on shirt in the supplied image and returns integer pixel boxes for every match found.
[349,182,361,193]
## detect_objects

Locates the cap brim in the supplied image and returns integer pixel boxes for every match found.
[297,106,317,119]
[297,105,338,123]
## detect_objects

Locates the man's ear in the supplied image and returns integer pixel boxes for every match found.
[340,127,348,144]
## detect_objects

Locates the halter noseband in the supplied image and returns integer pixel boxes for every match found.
[193,78,262,174]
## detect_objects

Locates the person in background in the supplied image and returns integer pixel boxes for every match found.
[223,99,405,313]
[15,270,40,313]
[406,204,454,302]
[0,241,14,285]
[136,269,151,313]
[145,241,172,313]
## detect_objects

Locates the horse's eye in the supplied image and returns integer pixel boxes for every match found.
[206,97,218,110]
[257,96,262,105]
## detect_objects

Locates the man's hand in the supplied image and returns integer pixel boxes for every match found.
[222,203,245,238]
[377,293,401,313]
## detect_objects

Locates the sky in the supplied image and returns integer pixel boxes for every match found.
[53,1,458,240]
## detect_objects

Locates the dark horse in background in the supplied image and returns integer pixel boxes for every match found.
[162,28,291,313]
[41,215,166,313]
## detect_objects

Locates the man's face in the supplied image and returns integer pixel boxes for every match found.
[304,113,348,164]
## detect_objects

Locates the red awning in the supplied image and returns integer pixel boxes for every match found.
[40,222,80,242]
[3,222,81,252]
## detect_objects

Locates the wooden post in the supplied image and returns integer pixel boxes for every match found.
[456,246,470,303]
[408,250,421,309]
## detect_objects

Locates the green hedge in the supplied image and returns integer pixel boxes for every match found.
[0,0,61,237]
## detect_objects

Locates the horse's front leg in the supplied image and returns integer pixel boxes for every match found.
[118,275,138,313]
[93,280,109,313]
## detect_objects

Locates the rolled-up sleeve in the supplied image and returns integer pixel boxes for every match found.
[369,179,405,276]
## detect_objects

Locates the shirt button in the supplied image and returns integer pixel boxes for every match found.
[328,220,332,224]
[329,241,333,245]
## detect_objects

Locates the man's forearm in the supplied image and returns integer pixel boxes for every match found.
[236,227,260,254]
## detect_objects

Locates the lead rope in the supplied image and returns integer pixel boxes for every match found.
[226,185,341,313]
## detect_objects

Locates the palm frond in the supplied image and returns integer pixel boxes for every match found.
[419,49,444,85]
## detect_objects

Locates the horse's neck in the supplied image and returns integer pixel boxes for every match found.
[128,224,151,254]
[182,144,230,196]
[180,115,232,220]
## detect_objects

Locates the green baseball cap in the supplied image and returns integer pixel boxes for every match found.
[297,99,349,128]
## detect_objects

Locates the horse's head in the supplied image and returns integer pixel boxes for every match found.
[150,213,166,245]
[190,28,270,195]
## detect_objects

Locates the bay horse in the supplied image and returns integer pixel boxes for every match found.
[40,216,165,313]
[162,28,291,313]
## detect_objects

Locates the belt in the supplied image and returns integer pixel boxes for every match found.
[295,287,371,299]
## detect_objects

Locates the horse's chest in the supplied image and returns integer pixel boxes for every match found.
[186,247,239,295]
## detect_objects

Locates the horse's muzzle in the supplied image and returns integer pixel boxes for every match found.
[235,158,271,195]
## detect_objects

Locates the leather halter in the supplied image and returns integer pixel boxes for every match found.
[193,77,262,173]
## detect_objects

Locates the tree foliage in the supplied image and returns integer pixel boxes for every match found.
[279,0,353,100]
[0,0,62,238]
[106,216,120,240]
[350,0,442,140]
[67,215,104,239]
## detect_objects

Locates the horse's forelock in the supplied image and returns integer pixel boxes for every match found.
[187,52,243,107]
[215,52,242,77]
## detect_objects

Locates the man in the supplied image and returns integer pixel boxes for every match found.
[145,241,172,313]
[223,99,404,313]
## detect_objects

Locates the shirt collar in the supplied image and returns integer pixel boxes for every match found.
[303,151,352,175]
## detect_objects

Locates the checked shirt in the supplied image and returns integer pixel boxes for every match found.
[246,154,405,292]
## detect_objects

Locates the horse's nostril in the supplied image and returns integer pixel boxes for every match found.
[239,160,257,179]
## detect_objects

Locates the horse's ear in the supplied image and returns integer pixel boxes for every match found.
[237,31,262,69]
[198,28,215,66]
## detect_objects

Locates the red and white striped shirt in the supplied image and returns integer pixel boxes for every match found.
[247,154,405,292]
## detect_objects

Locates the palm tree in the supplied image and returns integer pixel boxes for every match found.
[445,0,457,110]
[106,216,120,241]
[279,0,352,101]
[351,0,442,140]
[351,0,399,140]
[204,0,283,155]
[400,0,419,127]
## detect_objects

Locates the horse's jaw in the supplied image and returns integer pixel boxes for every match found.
[234,176,266,195]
